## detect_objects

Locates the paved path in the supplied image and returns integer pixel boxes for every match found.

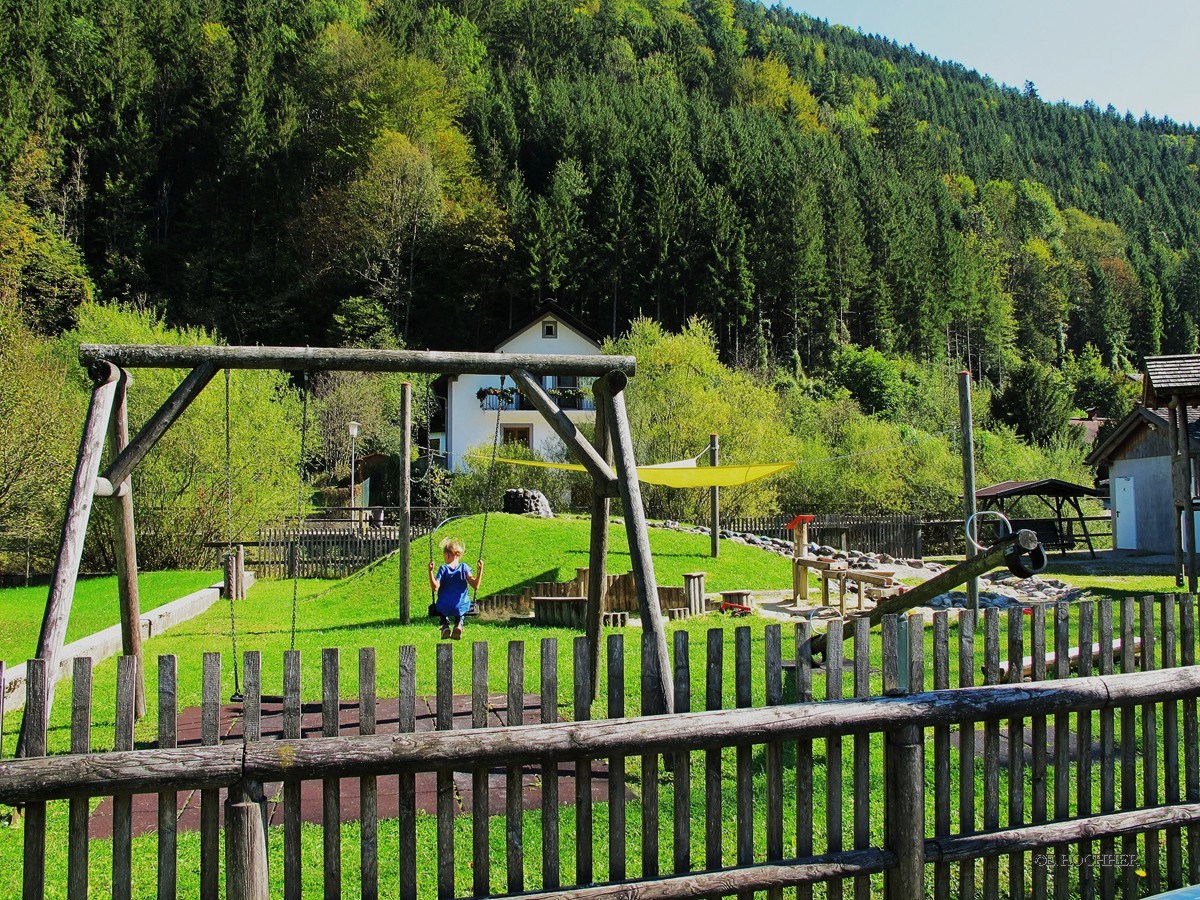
[91,694,625,838]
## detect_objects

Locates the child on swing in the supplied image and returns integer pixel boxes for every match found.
[428,536,483,640]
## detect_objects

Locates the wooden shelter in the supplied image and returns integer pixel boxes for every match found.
[1141,354,1200,592]
[974,478,1106,559]
[19,344,674,756]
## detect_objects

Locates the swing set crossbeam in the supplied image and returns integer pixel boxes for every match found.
[79,344,636,377]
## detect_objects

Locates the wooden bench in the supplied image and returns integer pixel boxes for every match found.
[997,636,1141,680]
[1007,518,1075,553]
[819,568,901,613]
[718,590,754,615]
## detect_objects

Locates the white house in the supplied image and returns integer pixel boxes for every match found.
[434,303,602,470]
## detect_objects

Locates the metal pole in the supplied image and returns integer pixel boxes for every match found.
[958,371,979,613]
[709,434,719,558]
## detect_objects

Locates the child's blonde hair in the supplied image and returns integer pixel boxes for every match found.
[440,537,465,556]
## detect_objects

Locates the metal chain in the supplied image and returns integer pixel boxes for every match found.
[291,372,309,651]
[224,369,241,699]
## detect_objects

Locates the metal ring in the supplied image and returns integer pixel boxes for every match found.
[965,510,1012,553]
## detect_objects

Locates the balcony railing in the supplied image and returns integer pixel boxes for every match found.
[479,392,595,412]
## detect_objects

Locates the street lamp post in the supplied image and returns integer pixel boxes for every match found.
[348,420,361,529]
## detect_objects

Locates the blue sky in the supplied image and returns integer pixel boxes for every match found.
[785,1,1200,126]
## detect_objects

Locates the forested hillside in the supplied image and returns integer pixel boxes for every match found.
[3,0,1198,378]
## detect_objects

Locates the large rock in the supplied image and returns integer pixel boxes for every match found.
[502,488,554,518]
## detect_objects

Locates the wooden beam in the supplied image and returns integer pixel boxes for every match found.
[601,371,673,715]
[108,369,146,718]
[1184,397,1198,593]
[81,344,637,377]
[508,369,618,491]
[101,362,218,488]
[17,362,120,757]
[5,667,1198,803]
[586,384,612,703]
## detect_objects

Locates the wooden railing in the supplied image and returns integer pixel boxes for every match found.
[3,596,1200,898]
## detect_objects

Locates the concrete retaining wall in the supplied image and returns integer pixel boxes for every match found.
[2,572,255,714]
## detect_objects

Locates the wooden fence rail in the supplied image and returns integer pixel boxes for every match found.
[3,596,1199,899]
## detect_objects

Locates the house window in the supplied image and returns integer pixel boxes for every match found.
[502,425,531,447]
[542,320,558,339]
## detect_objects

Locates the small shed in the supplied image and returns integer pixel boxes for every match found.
[1085,354,1200,588]
[974,479,1106,558]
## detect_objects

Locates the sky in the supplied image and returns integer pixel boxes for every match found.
[785,1,1200,126]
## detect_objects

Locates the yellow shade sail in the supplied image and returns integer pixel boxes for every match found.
[477,455,794,488]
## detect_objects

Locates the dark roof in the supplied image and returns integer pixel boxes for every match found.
[1144,355,1200,405]
[493,302,604,351]
[975,479,1106,501]
[1086,404,1200,467]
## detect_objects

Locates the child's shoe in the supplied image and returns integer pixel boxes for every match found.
[451,625,463,640]
[441,626,451,640]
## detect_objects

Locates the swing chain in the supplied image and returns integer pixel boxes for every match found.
[224,368,242,701]
[291,372,310,651]
[473,374,505,602]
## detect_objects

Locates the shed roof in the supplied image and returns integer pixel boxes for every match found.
[975,479,1105,501]
[1144,355,1200,405]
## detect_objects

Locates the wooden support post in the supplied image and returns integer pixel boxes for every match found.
[586,387,611,702]
[885,722,926,899]
[236,544,246,599]
[709,433,719,558]
[225,781,269,899]
[108,369,145,718]
[510,368,618,492]
[399,382,412,624]
[100,362,218,489]
[958,371,979,612]
[1184,398,1198,594]
[1172,401,1185,586]
[18,362,119,757]
[601,372,673,715]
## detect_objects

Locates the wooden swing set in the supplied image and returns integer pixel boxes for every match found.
[18,343,675,756]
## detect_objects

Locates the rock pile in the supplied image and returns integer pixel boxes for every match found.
[921,570,1088,611]
[502,488,554,518]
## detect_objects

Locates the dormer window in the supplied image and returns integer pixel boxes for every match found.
[542,320,558,339]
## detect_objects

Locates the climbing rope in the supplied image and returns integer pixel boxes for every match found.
[224,369,242,702]
[290,372,310,651]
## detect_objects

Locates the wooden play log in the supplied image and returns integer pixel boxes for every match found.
[18,361,119,757]
[399,381,411,624]
[586,386,611,701]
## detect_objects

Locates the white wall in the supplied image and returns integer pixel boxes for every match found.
[1110,455,1174,552]
[446,316,598,469]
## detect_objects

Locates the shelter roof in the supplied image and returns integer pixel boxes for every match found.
[493,301,604,351]
[1085,405,1200,467]
[1143,354,1200,405]
[975,479,1105,501]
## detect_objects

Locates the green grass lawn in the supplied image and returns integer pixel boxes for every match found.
[0,570,220,667]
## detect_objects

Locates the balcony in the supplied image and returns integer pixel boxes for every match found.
[477,387,595,412]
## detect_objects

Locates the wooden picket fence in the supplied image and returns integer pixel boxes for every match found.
[5,596,1200,898]
[725,514,923,559]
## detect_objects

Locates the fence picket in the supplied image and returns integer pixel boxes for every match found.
[507,640,526,893]
[359,648,379,900]
[933,611,951,900]
[156,654,178,900]
[1007,609,1026,900]
[1053,603,1071,900]
[1120,598,1137,899]
[1163,595,1183,890]
[200,652,221,900]
[473,642,491,897]
[282,650,302,900]
[1076,602,1096,900]
[322,648,342,898]
[1098,598,1117,898]
[672,631,692,876]
[68,658,92,900]
[826,618,845,900]
[958,608,977,900]
[735,625,753,896]
[20,658,46,900]
[398,645,417,900]
[640,632,660,880]
[436,644,454,898]
[796,621,815,900]
[1029,605,1048,900]
[983,609,1001,900]
[705,628,723,875]
[542,638,561,890]
[1182,594,1200,885]
[852,618,871,900]
[572,636,593,887]
[1140,596,1161,894]
[764,623,784,900]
